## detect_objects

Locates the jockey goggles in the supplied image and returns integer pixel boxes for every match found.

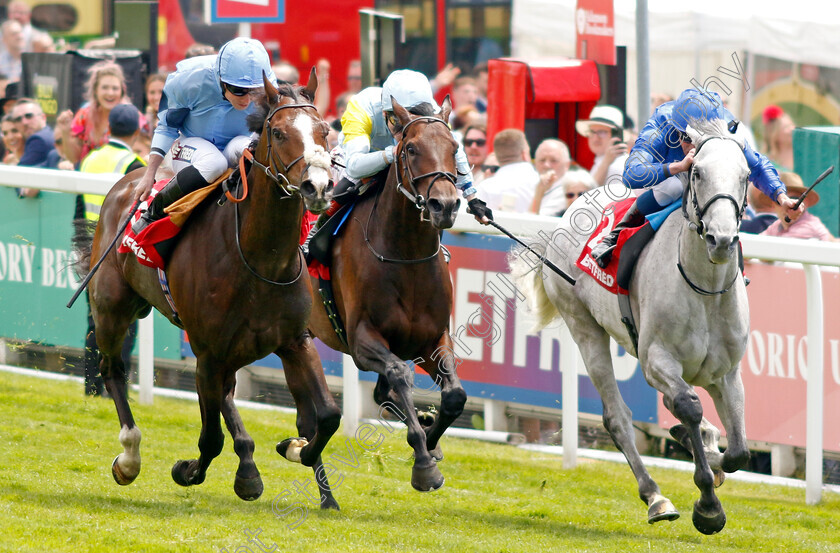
[224,82,252,97]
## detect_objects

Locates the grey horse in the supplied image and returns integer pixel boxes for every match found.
[511,119,751,534]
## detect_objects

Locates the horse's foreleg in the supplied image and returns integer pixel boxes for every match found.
[219,374,263,501]
[100,352,141,486]
[573,323,678,525]
[171,358,225,489]
[275,334,341,510]
[416,331,467,460]
[706,369,750,474]
[353,324,444,492]
[659,372,725,535]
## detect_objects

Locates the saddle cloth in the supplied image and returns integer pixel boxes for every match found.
[576,198,650,295]
[118,169,232,269]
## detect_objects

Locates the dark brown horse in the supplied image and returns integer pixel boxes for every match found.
[78,72,342,507]
[299,97,466,491]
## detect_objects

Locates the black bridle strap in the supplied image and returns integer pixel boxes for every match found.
[251,102,320,194]
[676,227,740,296]
[362,184,442,264]
[394,116,457,210]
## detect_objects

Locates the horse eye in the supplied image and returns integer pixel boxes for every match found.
[406,144,416,155]
[272,128,284,141]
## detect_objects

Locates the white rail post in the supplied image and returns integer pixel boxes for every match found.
[342,353,360,436]
[560,325,579,469]
[138,313,154,405]
[804,264,824,505]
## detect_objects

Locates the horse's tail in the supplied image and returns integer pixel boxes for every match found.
[508,242,560,332]
[70,218,97,281]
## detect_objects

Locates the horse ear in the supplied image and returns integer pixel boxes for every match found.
[263,71,278,104]
[391,97,411,126]
[303,67,318,103]
[439,95,452,123]
[685,124,701,146]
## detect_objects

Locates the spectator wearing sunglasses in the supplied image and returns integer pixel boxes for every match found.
[590,88,802,268]
[10,98,55,196]
[130,38,278,234]
[556,169,597,217]
[462,125,489,185]
[530,138,571,216]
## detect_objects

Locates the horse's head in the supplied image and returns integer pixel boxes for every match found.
[391,95,460,229]
[249,69,333,213]
[684,120,749,264]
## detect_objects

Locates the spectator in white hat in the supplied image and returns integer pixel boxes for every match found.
[576,104,628,187]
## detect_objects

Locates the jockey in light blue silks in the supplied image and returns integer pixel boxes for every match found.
[589,88,803,268]
[324,69,492,224]
[132,37,278,234]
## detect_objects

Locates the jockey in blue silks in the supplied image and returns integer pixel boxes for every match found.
[325,69,492,224]
[132,37,278,234]
[589,87,803,268]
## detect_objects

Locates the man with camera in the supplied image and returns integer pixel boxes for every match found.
[575,105,628,188]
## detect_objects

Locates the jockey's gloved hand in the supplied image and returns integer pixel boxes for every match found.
[467,198,493,222]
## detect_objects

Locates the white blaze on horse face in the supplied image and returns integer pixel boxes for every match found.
[293,112,331,192]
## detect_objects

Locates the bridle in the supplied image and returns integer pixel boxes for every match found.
[393,116,457,219]
[681,136,749,237]
[233,100,322,286]
[362,115,456,264]
[678,135,748,296]
[248,101,321,196]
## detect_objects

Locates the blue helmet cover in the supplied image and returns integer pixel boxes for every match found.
[217,37,273,88]
[670,88,727,131]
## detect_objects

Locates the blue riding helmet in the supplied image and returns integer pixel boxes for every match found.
[216,37,274,88]
[670,88,728,132]
[381,69,440,113]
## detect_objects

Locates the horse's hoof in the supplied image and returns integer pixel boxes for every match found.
[276,437,308,463]
[692,500,726,535]
[234,474,264,501]
[171,459,203,487]
[320,495,340,511]
[418,410,436,427]
[111,455,138,486]
[647,497,680,524]
[411,463,444,492]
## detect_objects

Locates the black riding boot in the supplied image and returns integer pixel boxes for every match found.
[302,176,358,258]
[590,204,645,268]
[132,165,209,235]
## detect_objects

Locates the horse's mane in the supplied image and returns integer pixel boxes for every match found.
[686,117,745,150]
[246,83,310,133]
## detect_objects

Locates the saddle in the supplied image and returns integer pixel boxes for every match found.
[118,168,233,269]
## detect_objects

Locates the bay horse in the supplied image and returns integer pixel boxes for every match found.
[288,97,466,491]
[511,119,751,534]
[77,72,343,507]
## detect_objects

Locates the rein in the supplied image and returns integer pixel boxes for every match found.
[677,135,746,296]
[231,100,318,286]
[361,184,442,264]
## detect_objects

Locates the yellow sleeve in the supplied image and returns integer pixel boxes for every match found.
[341,97,373,145]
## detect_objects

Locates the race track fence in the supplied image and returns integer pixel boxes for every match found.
[2,165,839,504]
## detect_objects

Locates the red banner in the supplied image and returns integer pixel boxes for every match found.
[658,262,840,452]
[575,0,616,66]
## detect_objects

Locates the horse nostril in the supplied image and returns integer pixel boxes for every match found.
[427,198,443,214]
[705,234,717,249]
[300,180,316,198]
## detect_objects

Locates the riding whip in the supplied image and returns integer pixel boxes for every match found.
[67,202,140,308]
[488,220,576,286]
[784,165,834,223]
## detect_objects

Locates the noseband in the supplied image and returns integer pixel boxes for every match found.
[249,101,320,196]
[394,116,457,218]
[681,136,748,236]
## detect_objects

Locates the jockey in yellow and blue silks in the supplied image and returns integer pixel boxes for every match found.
[327,69,492,224]
[590,88,803,267]
[131,37,278,235]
